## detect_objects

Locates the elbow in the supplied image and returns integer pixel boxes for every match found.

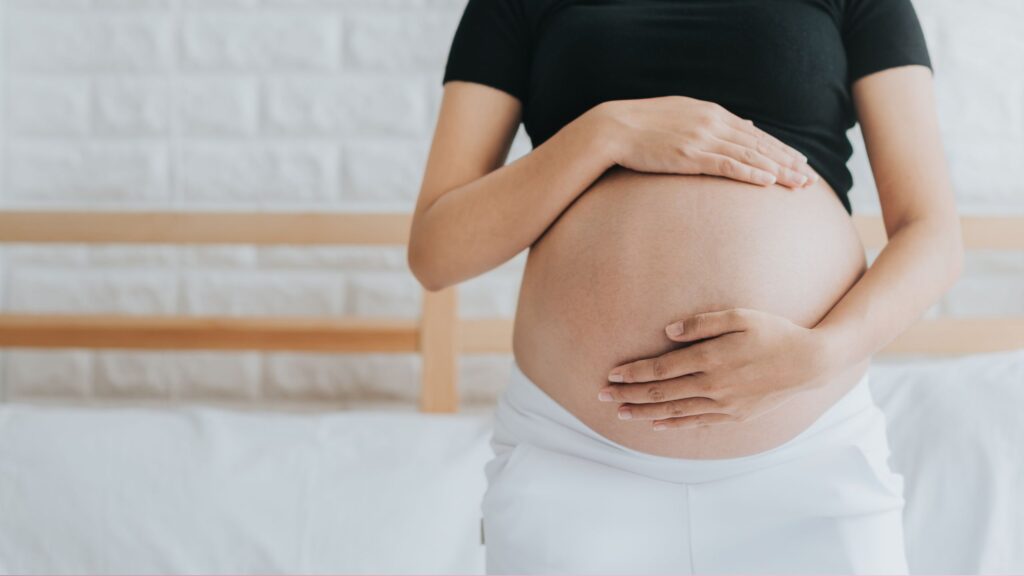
[407,209,460,293]
[407,238,453,294]
[937,210,965,291]
[946,228,965,289]
[913,207,965,291]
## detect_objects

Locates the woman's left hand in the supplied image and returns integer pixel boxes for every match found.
[599,308,835,430]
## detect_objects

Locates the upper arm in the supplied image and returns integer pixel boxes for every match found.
[414,0,532,217]
[843,0,955,235]
[852,65,957,235]
[414,81,522,217]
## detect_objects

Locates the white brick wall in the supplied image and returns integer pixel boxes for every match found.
[0,0,1021,406]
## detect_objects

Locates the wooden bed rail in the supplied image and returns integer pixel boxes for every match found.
[0,211,1022,413]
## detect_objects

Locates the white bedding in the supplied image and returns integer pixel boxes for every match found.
[0,350,1022,574]
[869,350,1024,574]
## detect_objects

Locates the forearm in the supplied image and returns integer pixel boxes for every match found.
[409,106,617,292]
[813,215,964,375]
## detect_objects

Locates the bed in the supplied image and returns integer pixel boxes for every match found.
[0,211,1021,574]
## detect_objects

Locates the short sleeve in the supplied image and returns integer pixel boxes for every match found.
[842,0,933,84]
[441,0,532,103]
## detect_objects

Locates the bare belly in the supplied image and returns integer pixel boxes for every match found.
[511,165,871,459]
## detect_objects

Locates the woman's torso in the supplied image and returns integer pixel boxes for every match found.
[512,167,870,459]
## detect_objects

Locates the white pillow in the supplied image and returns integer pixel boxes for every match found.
[869,349,1024,574]
[0,405,493,574]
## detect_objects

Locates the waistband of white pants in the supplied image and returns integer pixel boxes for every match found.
[494,358,881,484]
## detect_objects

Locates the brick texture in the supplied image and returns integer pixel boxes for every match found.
[0,0,1021,405]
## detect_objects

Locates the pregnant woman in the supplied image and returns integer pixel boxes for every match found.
[409,1,963,573]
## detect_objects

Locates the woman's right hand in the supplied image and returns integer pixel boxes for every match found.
[593,96,819,188]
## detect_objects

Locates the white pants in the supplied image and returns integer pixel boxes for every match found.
[481,360,909,574]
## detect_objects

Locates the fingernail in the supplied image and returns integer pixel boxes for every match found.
[653,423,668,431]
[760,172,776,185]
[598,390,613,402]
[795,173,808,186]
[608,372,624,382]
[666,322,684,337]
[618,407,632,420]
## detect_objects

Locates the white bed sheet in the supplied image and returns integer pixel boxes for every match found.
[869,349,1024,574]
[0,349,1021,574]
[0,407,494,573]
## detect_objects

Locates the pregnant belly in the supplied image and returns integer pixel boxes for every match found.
[511,165,871,459]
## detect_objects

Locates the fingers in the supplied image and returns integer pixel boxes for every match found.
[607,341,715,384]
[693,151,778,187]
[606,309,751,383]
[665,308,751,342]
[600,372,715,403]
[600,371,742,428]
[617,395,722,421]
[717,114,822,187]
[718,128,819,186]
[724,115,806,164]
[710,138,811,189]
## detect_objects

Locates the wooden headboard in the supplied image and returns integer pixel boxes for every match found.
[0,211,1021,412]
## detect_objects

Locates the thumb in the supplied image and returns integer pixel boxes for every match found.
[665,308,750,341]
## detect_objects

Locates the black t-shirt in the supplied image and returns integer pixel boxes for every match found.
[441,0,933,215]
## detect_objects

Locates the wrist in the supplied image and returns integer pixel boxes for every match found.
[581,100,627,167]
